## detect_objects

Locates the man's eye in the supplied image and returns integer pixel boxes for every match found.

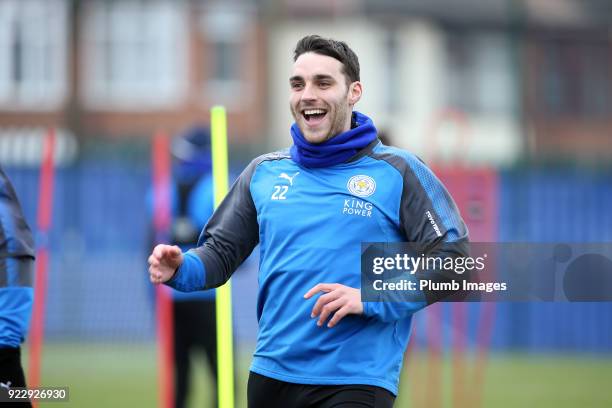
[319,82,331,88]
[291,83,303,90]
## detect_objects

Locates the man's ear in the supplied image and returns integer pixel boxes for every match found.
[348,81,362,106]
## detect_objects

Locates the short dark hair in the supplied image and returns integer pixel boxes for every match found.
[293,35,360,84]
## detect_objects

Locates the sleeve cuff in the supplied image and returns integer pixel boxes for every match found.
[164,251,206,292]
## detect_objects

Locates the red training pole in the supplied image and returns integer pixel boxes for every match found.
[28,128,56,398]
[451,303,468,408]
[152,131,175,408]
[425,303,443,408]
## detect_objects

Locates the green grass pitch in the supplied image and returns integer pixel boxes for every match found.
[23,342,612,408]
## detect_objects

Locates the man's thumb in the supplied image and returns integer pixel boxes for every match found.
[169,245,182,257]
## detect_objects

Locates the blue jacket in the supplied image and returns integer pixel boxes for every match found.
[0,166,34,348]
[167,138,468,394]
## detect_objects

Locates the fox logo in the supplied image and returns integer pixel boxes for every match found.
[278,172,299,186]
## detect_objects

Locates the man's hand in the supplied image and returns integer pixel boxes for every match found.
[148,244,184,284]
[303,283,363,328]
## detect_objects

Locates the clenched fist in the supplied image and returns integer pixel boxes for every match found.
[148,244,184,284]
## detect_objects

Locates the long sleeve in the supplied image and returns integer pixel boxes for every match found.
[0,165,35,347]
[363,151,469,322]
[0,166,35,261]
[166,157,261,291]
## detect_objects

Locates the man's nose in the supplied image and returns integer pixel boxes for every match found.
[301,83,317,101]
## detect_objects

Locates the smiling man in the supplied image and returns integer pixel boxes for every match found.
[289,43,361,144]
[148,35,468,407]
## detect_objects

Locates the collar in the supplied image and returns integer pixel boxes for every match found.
[289,111,378,168]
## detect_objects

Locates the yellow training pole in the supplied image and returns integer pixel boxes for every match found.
[211,106,234,408]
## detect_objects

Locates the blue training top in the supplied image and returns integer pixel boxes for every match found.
[0,165,35,348]
[166,116,468,395]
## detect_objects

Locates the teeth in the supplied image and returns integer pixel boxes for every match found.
[303,109,326,115]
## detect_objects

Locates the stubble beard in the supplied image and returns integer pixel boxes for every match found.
[291,95,351,145]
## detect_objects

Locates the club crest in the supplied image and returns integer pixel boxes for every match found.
[347,175,376,198]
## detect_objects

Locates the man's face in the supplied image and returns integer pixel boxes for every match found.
[289,52,362,144]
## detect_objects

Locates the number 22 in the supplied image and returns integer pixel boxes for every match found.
[271,185,288,200]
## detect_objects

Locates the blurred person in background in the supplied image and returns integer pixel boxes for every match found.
[150,126,218,408]
[0,165,34,408]
[149,35,467,407]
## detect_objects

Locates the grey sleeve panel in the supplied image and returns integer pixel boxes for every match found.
[190,151,289,288]
[371,150,468,245]
[0,166,35,260]
[370,150,470,304]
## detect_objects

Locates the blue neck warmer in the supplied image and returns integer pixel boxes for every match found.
[290,111,378,168]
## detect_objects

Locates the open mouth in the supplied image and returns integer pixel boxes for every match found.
[302,108,327,126]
